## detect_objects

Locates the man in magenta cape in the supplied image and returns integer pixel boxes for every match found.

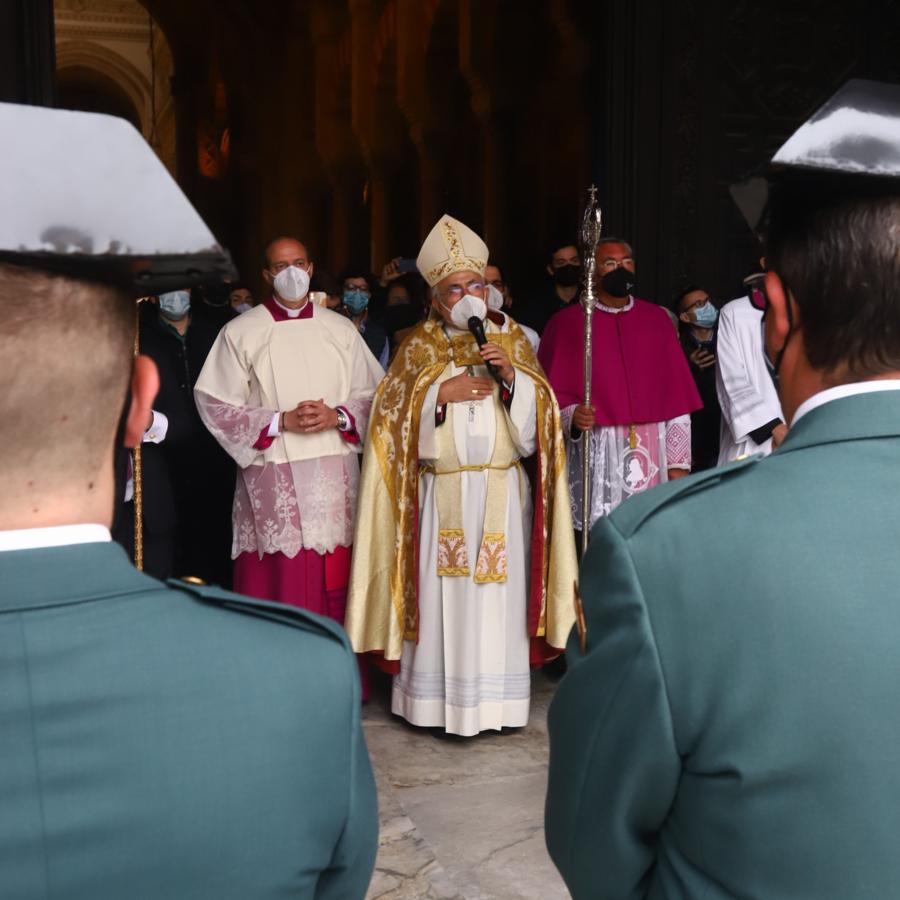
[538,237,701,535]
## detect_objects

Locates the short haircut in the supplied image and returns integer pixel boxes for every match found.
[765,173,900,378]
[338,267,375,293]
[547,237,578,263]
[0,263,133,486]
[673,284,705,313]
[596,236,634,257]
[261,236,310,269]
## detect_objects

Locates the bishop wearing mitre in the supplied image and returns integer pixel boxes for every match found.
[345,215,577,736]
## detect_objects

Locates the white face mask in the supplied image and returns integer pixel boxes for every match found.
[158,290,190,320]
[443,293,488,331]
[234,302,252,314]
[272,265,310,302]
[486,283,504,311]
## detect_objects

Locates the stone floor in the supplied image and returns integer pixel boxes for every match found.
[362,669,570,900]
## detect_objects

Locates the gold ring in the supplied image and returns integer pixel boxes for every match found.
[472,389,478,395]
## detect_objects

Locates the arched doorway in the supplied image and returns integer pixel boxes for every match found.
[56,63,142,129]
[53,0,177,176]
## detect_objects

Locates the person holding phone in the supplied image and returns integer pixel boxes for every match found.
[675,285,721,470]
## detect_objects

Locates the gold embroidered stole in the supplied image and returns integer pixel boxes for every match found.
[427,377,519,583]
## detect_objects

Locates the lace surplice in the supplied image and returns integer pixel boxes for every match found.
[196,391,370,558]
[561,405,691,531]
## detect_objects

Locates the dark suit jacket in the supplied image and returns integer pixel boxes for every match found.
[0,541,378,898]
[547,390,900,899]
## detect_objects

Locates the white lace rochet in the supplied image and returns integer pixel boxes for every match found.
[561,405,691,530]
[196,390,370,558]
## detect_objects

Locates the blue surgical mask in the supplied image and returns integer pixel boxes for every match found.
[159,290,190,320]
[693,301,718,328]
[343,289,370,314]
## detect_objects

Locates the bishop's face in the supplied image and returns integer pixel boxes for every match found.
[431,270,487,326]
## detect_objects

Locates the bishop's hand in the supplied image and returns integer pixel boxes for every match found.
[438,373,494,405]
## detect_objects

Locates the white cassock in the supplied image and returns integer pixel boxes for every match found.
[392,324,538,737]
[716,295,784,463]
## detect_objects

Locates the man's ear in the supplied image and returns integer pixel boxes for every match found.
[261,268,273,286]
[124,354,160,449]
[678,310,691,324]
[546,264,554,278]
[763,270,801,360]
[307,262,315,279]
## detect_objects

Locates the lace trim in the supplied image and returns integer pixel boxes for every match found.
[595,296,634,314]
[563,414,691,529]
[232,456,358,558]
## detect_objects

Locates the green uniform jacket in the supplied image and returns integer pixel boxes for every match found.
[0,542,378,899]
[546,391,900,899]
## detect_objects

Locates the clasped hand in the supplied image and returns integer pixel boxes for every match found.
[283,398,338,434]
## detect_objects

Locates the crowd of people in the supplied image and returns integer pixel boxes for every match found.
[5,77,900,898]
[125,219,788,668]
[129,218,776,731]
[119,184,813,751]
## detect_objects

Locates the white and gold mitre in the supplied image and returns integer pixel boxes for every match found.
[416,214,489,287]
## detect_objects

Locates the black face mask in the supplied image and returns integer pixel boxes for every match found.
[553,264,581,288]
[600,266,635,298]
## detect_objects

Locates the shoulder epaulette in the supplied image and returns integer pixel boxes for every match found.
[168,579,350,648]
[609,455,761,538]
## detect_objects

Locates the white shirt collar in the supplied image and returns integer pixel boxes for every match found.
[595,295,634,314]
[273,295,309,318]
[0,524,111,553]
[792,379,900,425]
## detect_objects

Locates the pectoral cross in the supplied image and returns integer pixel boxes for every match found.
[467,365,476,423]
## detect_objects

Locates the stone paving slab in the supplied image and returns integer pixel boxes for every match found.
[363,670,569,900]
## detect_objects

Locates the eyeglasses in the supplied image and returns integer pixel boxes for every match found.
[440,281,485,301]
[682,296,711,314]
[598,258,634,271]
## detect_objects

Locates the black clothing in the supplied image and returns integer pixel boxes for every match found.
[192,298,237,332]
[113,307,234,586]
[518,283,581,335]
[379,303,426,353]
[679,327,721,471]
[359,317,388,363]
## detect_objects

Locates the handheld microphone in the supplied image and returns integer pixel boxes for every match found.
[468,316,503,384]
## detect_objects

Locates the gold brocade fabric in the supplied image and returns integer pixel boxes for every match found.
[433,381,517,582]
[344,315,578,662]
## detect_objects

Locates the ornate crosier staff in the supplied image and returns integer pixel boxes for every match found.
[579,185,603,556]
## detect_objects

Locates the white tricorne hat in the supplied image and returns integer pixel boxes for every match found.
[416,214,489,287]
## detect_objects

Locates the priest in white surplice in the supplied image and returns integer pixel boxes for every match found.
[194,237,383,639]
[716,277,787,462]
[345,215,576,736]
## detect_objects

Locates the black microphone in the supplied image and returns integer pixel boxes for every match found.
[468,316,503,384]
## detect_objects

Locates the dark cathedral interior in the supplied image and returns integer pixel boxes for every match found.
[2,0,899,306]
